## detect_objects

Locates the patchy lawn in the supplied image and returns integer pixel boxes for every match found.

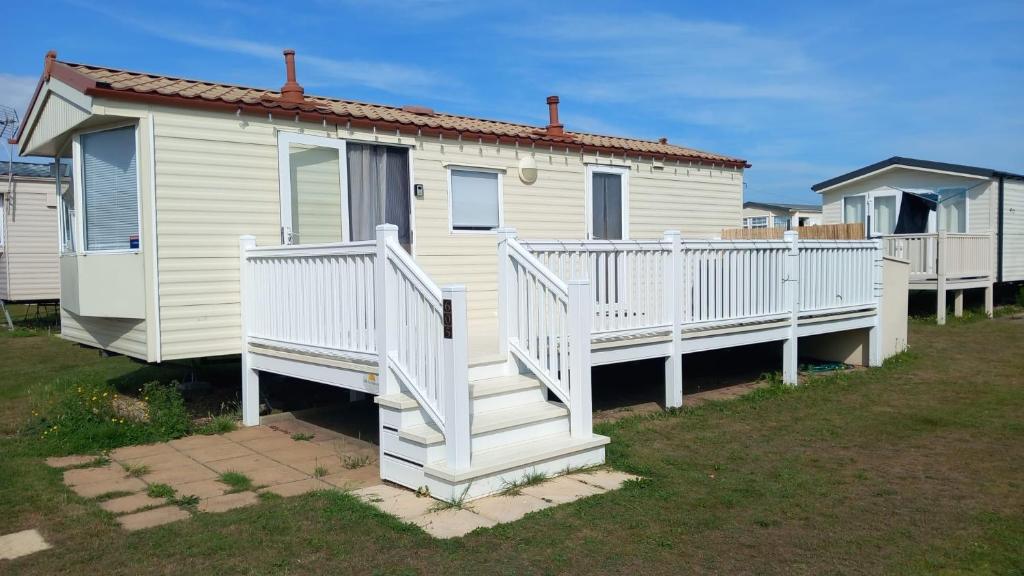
[1,307,1023,574]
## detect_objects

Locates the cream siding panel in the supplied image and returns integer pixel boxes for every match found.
[0,247,9,299]
[630,163,743,238]
[152,108,286,360]
[60,309,148,358]
[820,190,843,224]
[3,178,60,301]
[1001,179,1024,282]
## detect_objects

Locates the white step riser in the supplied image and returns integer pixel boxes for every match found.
[380,445,607,502]
[467,361,514,380]
[382,414,571,465]
[379,388,548,429]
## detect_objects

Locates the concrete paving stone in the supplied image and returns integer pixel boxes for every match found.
[520,475,606,505]
[63,463,125,486]
[567,470,641,491]
[116,506,190,531]
[471,493,555,523]
[222,425,280,442]
[320,465,380,490]
[198,491,259,513]
[356,486,437,520]
[244,463,309,487]
[179,442,256,464]
[45,454,96,468]
[281,455,344,476]
[100,493,167,514]
[168,479,228,499]
[109,442,177,461]
[70,476,147,499]
[141,463,218,485]
[410,508,496,539]
[204,453,278,474]
[168,434,234,451]
[237,434,303,453]
[259,478,326,498]
[119,452,195,472]
[262,443,337,464]
[0,529,52,560]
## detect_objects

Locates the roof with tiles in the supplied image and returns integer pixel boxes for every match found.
[35,55,748,168]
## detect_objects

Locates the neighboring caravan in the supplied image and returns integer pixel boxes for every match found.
[812,156,1024,323]
[1,161,66,323]
[741,201,822,230]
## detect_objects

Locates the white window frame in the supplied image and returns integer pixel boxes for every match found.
[277,131,349,244]
[72,122,143,255]
[447,165,504,234]
[744,216,768,229]
[936,187,969,233]
[868,191,901,237]
[585,164,630,240]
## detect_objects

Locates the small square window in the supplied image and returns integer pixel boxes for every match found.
[450,169,500,231]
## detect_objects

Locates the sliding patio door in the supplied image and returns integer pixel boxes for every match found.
[278,133,411,247]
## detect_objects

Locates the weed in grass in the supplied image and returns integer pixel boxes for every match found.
[313,464,329,478]
[195,414,238,435]
[147,483,176,499]
[500,470,548,496]
[342,454,371,469]
[219,471,254,493]
[430,484,472,512]
[171,494,200,510]
[258,491,282,502]
[121,462,151,478]
[290,432,315,441]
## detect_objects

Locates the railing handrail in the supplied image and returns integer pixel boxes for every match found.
[385,241,443,307]
[507,239,570,298]
[246,240,376,258]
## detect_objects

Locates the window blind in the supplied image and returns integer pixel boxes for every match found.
[451,170,499,230]
[82,127,138,251]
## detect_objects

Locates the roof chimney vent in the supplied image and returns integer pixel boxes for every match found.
[278,49,305,104]
[658,137,668,144]
[545,95,564,136]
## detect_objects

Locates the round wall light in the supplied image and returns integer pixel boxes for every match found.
[518,155,538,184]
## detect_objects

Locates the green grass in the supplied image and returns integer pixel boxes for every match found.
[194,414,238,436]
[121,462,151,478]
[1,305,1023,574]
[218,471,254,493]
[500,470,548,496]
[341,454,371,469]
[146,483,175,500]
[290,432,315,441]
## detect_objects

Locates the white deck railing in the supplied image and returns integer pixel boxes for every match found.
[498,233,593,439]
[883,232,992,281]
[798,240,879,314]
[243,241,377,357]
[240,225,472,471]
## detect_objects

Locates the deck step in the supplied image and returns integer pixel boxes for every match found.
[424,433,610,483]
[375,372,543,412]
[398,400,568,446]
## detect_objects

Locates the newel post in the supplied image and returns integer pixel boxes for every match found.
[568,279,593,439]
[442,285,471,471]
[662,230,683,408]
[782,230,800,385]
[239,235,260,426]
[496,227,518,362]
[935,231,947,325]
[869,239,884,367]
[375,224,400,396]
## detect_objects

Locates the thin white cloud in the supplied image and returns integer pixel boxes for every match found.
[0,73,38,119]
[68,1,449,95]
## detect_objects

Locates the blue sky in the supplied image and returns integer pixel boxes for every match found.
[2,0,1021,203]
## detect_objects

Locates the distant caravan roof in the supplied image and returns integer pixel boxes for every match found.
[743,201,821,213]
[812,156,1024,192]
[0,160,70,179]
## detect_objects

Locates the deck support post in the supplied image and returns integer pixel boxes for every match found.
[239,235,260,426]
[782,231,800,384]
[442,285,471,471]
[375,224,400,396]
[984,283,994,318]
[936,231,947,325]
[868,239,883,367]
[496,228,517,366]
[568,280,593,439]
[662,230,683,408]
[953,289,964,317]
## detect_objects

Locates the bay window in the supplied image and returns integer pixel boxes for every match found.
[78,126,139,252]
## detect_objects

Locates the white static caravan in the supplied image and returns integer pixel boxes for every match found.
[16,50,904,500]
[1,161,66,324]
[812,157,1024,323]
